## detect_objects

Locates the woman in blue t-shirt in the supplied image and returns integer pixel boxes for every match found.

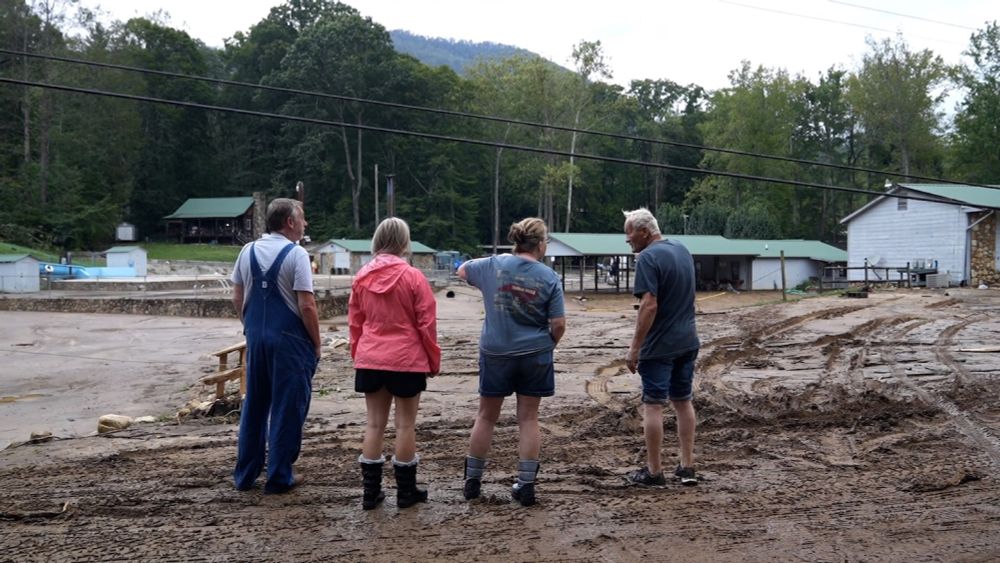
[457,217,566,506]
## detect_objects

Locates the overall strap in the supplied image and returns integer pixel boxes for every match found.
[265,243,297,284]
[248,242,296,289]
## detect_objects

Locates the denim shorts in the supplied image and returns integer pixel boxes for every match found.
[637,349,699,404]
[479,350,555,397]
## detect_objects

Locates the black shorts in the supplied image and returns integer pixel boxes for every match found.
[355,369,427,398]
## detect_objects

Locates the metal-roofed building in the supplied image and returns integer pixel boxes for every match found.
[841,182,1000,286]
[0,254,40,293]
[164,196,259,244]
[308,238,438,274]
[548,233,845,292]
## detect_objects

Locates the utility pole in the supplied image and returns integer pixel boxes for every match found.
[374,163,379,225]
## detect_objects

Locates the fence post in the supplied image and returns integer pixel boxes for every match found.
[864,258,869,288]
[906,262,911,289]
[780,250,787,302]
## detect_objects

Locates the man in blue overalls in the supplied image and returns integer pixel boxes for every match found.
[230,198,321,493]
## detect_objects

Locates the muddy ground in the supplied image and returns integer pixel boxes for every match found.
[1,288,999,562]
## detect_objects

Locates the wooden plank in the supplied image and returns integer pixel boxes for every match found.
[211,341,247,357]
[200,367,244,385]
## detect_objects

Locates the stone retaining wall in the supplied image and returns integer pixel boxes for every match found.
[0,294,349,319]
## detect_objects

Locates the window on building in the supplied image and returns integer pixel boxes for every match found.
[897,198,908,211]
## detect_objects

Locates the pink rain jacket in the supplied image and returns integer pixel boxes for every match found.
[349,254,441,374]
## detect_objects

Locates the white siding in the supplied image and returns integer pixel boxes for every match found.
[846,194,968,284]
[995,218,1000,271]
[107,249,147,276]
[0,258,40,293]
[751,258,820,290]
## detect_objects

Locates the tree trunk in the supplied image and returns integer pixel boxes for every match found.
[338,124,357,226]
[493,146,503,254]
[21,31,30,166]
[39,89,51,205]
[353,125,362,230]
[565,108,581,232]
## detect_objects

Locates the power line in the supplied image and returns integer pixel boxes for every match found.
[719,0,965,46]
[0,76,975,208]
[828,0,978,31]
[719,0,894,33]
[0,47,991,190]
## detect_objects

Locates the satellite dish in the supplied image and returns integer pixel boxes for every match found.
[867,255,885,267]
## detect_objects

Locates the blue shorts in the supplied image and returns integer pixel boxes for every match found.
[637,349,698,404]
[479,350,555,397]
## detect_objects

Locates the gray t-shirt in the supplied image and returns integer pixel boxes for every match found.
[633,239,699,359]
[464,254,565,357]
[231,233,314,317]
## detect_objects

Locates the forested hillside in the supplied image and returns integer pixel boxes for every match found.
[1,0,998,255]
[388,30,541,75]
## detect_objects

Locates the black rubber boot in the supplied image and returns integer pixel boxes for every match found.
[360,459,385,510]
[393,461,428,508]
[463,456,482,500]
[511,460,540,507]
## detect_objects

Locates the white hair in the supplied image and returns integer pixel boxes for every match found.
[622,207,661,235]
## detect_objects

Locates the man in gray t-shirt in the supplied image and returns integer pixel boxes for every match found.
[623,207,700,488]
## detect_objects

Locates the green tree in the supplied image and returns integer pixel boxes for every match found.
[847,35,948,179]
[564,39,611,232]
[277,5,403,231]
[950,21,1000,183]
[691,62,805,235]
[655,202,686,235]
[686,202,729,235]
[724,205,780,239]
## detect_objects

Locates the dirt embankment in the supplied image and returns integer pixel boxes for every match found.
[2,288,999,561]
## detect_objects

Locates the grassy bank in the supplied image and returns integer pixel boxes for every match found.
[143,242,241,262]
[1,241,241,263]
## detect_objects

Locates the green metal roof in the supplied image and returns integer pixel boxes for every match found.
[330,239,437,254]
[0,253,37,263]
[548,233,630,255]
[549,234,845,261]
[900,183,1000,208]
[726,239,847,262]
[163,197,255,219]
[104,246,143,254]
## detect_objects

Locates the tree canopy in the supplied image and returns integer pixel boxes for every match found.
[1,1,996,254]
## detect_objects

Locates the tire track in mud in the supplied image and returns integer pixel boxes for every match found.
[698,303,876,377]
[881,317,1000,471]
[823,316,928,389]
[694,303,882,418]
[932,315,982,386]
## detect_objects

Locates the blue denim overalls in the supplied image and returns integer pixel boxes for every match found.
[233,242,316,492]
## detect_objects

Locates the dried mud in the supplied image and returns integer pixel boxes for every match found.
[2,289,1000,562]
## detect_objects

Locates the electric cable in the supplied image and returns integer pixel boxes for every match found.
[1,47,991,190]
[0,76,979,208]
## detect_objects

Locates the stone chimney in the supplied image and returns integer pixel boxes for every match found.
[252,192,267,239]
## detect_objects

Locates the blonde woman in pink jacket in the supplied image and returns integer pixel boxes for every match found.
[349,217,441,510]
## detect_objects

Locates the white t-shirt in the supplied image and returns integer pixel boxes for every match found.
[231,233,314,317]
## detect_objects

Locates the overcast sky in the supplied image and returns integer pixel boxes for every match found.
[76,0,993,91]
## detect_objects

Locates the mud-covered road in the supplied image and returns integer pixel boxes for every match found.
[2,288,999,561]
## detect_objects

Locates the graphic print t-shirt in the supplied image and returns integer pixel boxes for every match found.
[463,254,565,357]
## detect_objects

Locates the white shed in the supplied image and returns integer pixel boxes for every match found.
[104,246,147,276]
[841,183,1000,286]
[309,238,437,274]
[0,254,40,293]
